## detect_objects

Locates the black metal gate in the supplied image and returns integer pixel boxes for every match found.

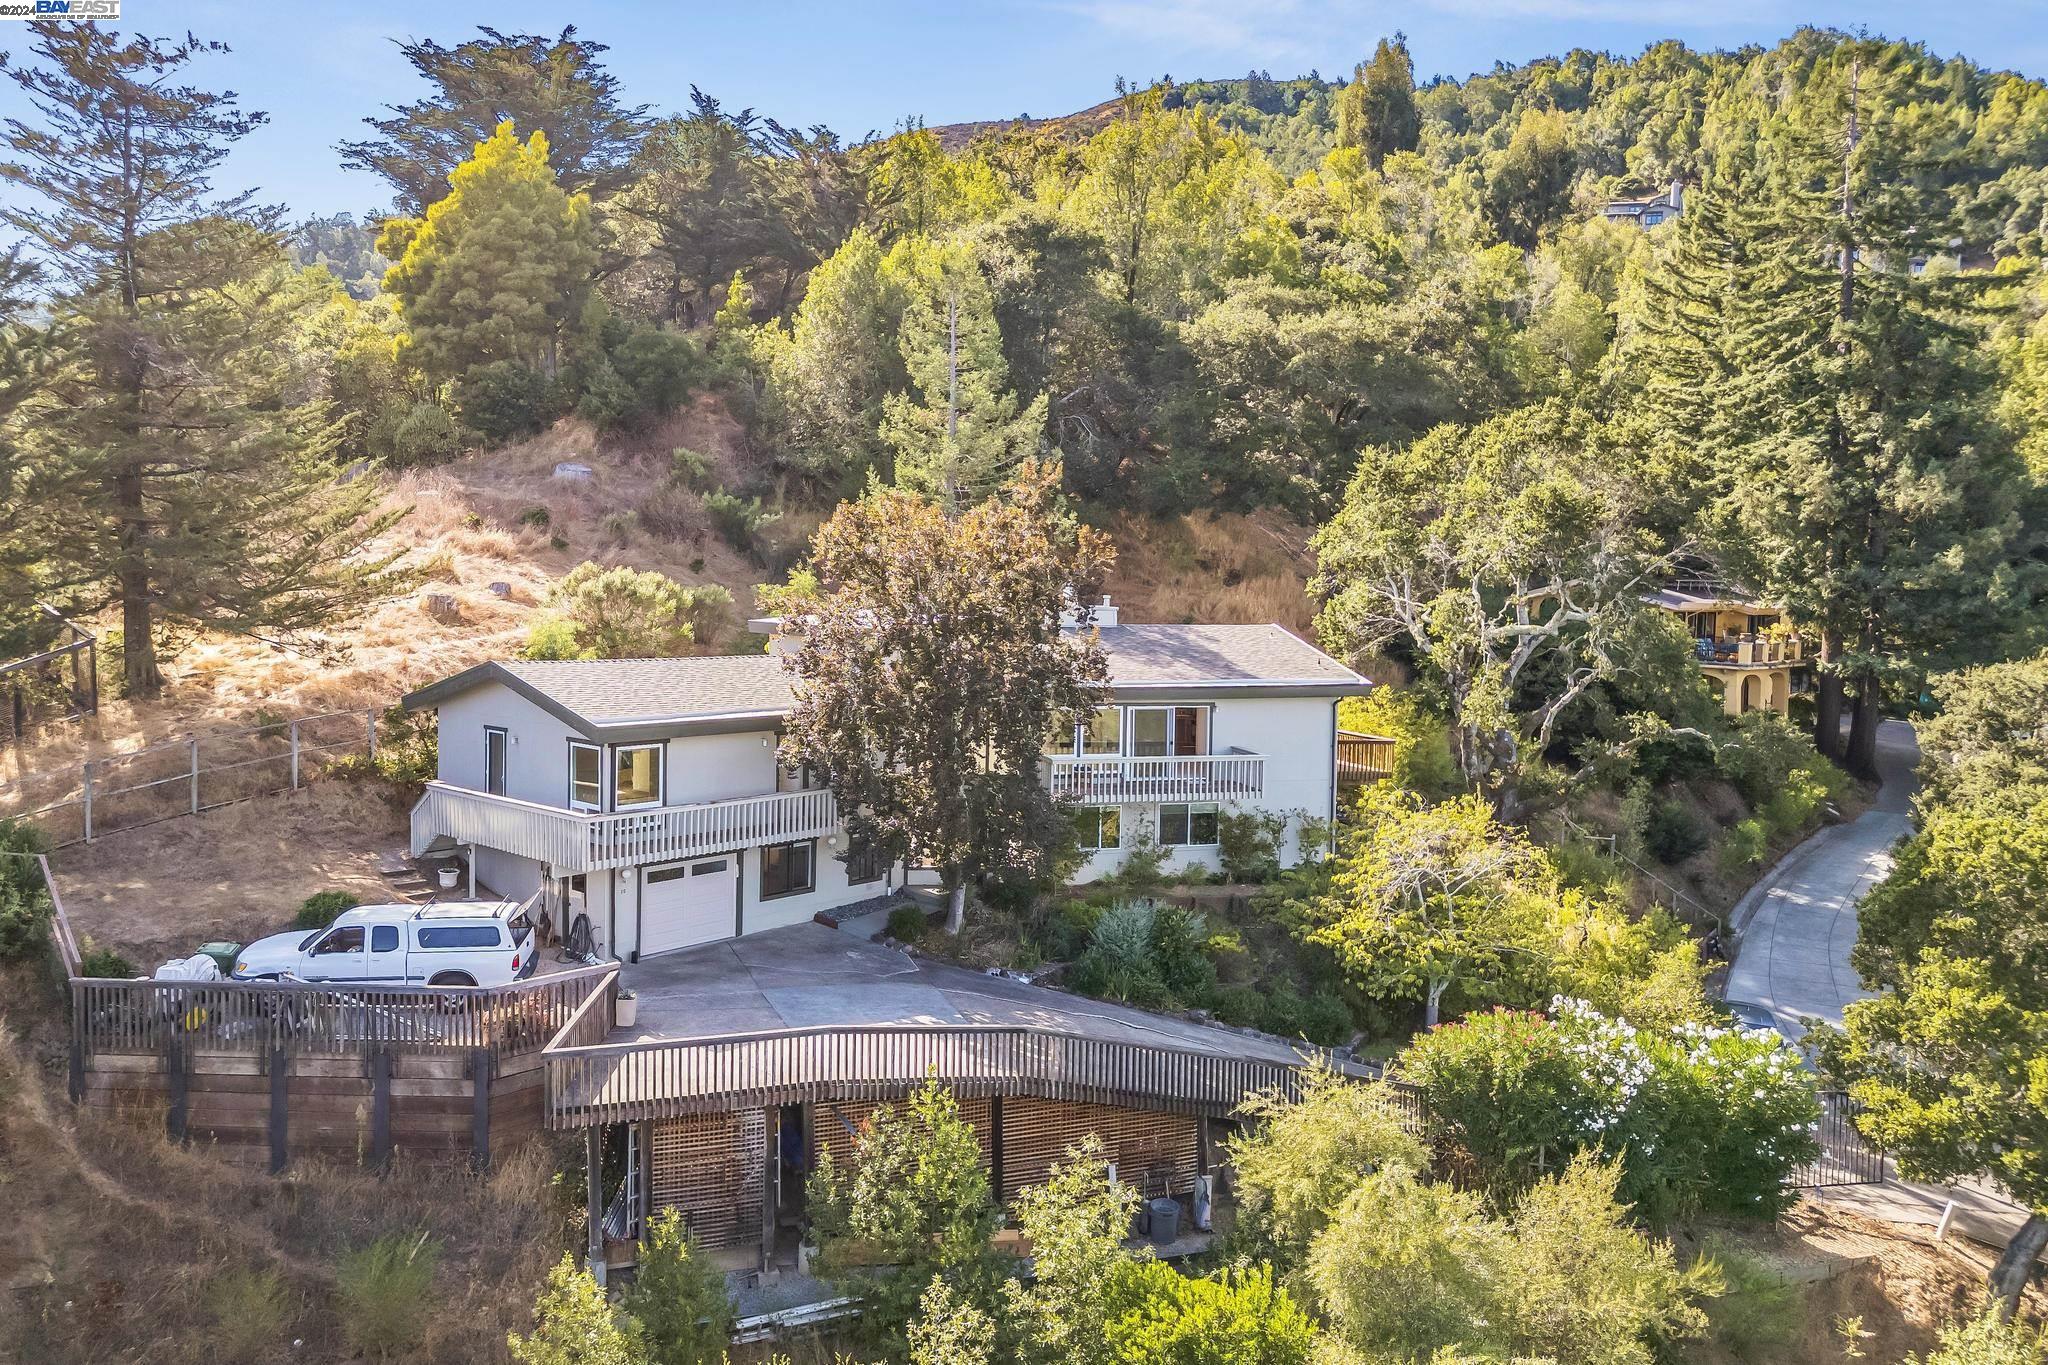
[1793,1091,1889,1189]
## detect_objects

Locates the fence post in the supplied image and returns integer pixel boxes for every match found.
[289,720,301,790]
[166,1033,188,1142]
[68,985,85,1104]
[268,1045,290,1175]
[369,1048,393,1172]
[81,759,94,843]
[470,1047,492,1172]
[189,737,200,815]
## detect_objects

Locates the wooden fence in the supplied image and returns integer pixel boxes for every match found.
[69,963,616,1170]
[3,707,381,846]
[544,1022,1352,1128]
[1,605,97,746]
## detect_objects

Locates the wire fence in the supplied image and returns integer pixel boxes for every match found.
[0,707,382,847]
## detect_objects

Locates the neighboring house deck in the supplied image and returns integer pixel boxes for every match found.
[401,608,1370,966]
[1645,579,1809,717]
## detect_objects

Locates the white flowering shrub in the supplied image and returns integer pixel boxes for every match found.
[1398,998,1820,1220]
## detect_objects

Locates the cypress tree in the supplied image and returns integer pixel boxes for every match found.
[1336,36,1421,170]
[1,25,407,697]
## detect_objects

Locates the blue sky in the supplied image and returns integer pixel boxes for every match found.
[3,0,2044,219]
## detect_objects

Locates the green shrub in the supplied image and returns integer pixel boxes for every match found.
[79,945,137,978]
[1259,987,1354,1046]
[336,1232,439,1358]
[517,505,552,530]
[1071,901,1167,1006]
[1716,710,1832,808]
[543,562,719,659]
[1399,1000,1820,1221]
[206,1266,295,1365]
[670,445,714,490]
[1212,983,1266,1028]
[1720,818,1771,873]
[454,360,558,442]
[619,1208,732,1365]
[607,327,700,422]
[1102,1260,1317,1365]
[522,616,586,661]
[1216,809,1287,883]
[1702,1240,1803,1362]
[702,487,778,554]
[510,1254,641,1365]
[0,817,53,963]
[1644,799,1709,864]
[371,400,463,467]
[1147,903,1214,1004]
[886,904,927,942]
[295,890,361,931]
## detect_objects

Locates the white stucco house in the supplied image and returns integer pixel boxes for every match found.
[400,605,1369,962]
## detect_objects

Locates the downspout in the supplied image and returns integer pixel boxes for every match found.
[1327,699,1340,853]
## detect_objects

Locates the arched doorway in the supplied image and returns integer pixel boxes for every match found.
[1740,675,1758,713]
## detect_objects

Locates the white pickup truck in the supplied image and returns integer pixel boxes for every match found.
[232,900,538,988]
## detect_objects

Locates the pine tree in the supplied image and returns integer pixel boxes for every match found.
[880,238,1047,507]
[0,25,406,697]
[1633,43,2037,775]
[338,26,650,214]
[377,121,598,386]
[1335,36,1420,170]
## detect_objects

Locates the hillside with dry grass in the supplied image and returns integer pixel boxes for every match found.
[1,396,1317,791]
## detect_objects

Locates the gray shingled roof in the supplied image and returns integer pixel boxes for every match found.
[404,623,1365,736]
[1091,624,1366,689]
[499,655,795,725]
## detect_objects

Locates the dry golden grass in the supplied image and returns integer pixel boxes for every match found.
[1,401,791,784]
[1102,509,1315,630]
[0,997,577,1365]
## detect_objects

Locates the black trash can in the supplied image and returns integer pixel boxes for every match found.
[1146,1196,1180,1244]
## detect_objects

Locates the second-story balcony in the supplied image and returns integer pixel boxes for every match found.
[1695,633,1806,668]
[411,782,840,875]
[1046,750,1265,806]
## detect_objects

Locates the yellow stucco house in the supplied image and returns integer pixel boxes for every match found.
[1645,579,1808,717]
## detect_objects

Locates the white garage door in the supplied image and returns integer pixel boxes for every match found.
[640,855,738,957]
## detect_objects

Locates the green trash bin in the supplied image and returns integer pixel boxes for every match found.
[196,942,242,977]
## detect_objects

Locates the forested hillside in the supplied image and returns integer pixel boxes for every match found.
[2,22,2045,766]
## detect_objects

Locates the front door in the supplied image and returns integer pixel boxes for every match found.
[640,856,739,957]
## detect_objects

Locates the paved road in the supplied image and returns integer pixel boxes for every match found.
[1724,719,1917,1037]
[1723,719,2030,1249]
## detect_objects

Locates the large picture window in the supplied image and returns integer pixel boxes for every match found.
[1080,708,1122,755]
[1159,803,1220,847]
[613,743,663,809]
[569,742,602,811]
[761,840,816,899]
[1072,807,1121,851]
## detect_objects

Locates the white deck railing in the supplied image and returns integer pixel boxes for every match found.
[411,782,840,874]
[1046,751,1265,806]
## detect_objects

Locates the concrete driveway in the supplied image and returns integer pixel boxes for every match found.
[1723,719,1917,1039]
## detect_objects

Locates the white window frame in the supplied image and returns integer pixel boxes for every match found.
[1125,705,1209,757]
[568,741,602,812]
[1073,806,1122,852]
[1159,802,1220,847]
[611,742,665,811]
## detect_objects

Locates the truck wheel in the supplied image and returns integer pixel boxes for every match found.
[428,971,476,988]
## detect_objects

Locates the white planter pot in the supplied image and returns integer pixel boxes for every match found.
[437,866,460,890]
[614,994,638,1029]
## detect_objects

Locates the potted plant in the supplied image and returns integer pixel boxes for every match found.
[436,865,460,891]
[614,986,638,1029]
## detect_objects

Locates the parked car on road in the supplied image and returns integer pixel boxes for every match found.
[232,901,537,988]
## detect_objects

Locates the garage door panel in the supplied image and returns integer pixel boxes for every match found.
[641,855,737,956]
